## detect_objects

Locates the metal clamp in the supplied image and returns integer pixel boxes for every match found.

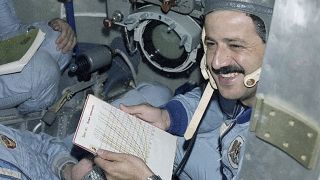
[250,95,320,169]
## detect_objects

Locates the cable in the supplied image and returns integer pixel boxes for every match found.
[114,48,138,87]
[32,122,43,133]
[123,27,138,55]
[172,129,198,178]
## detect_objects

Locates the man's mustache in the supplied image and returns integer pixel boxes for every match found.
[212,65,245,75]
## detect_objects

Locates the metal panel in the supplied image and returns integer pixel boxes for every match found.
[238,0,320,179]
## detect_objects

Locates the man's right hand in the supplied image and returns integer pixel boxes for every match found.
[119,104,171,131]
[48,18,76,53]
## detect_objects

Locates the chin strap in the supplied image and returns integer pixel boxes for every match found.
[184,28,216,140]
[184,68,262,140]
[184,82,214,140]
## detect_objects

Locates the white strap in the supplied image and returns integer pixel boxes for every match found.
[184,83,214,140]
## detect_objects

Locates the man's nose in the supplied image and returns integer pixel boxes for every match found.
[208,46,232,70]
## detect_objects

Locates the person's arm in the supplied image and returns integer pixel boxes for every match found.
[0,0,21,36]
[10,128,91,179]
[94,149,161,180]
[0,1,76,53]
[120,101,188,136]
[119,99,189,136]
[162,100,188,136]
[120,87,204,136]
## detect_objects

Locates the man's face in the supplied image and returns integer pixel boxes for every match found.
[204,10,266,106]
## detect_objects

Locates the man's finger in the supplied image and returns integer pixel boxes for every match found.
[62,34,75,53]
[96,149,124,161]
[119,104,145,115]
[57,27,73,51]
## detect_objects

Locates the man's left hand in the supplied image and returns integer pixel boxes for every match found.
[63,159,93,180]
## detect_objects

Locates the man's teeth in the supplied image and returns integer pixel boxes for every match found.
[221,73,239,78]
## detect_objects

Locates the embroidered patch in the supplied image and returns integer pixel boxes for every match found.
[0,134,16,149]
[227,136,244,169]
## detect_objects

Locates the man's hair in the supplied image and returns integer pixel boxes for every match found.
[248,14,267,43]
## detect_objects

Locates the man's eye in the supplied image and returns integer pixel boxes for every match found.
[205,41,216,47]
[230,44,244,49]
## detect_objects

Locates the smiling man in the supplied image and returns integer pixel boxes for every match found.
[92,0,275,179]
[205,9,266,107]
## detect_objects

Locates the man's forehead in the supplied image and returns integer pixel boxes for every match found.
[204,12,260,44]
[205,9,247,21]
[204,10,255,33]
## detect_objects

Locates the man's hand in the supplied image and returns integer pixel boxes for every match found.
[48,18,76,53]
[94,149,154,180]
[63,159,93,180]
[119,104,171,131]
